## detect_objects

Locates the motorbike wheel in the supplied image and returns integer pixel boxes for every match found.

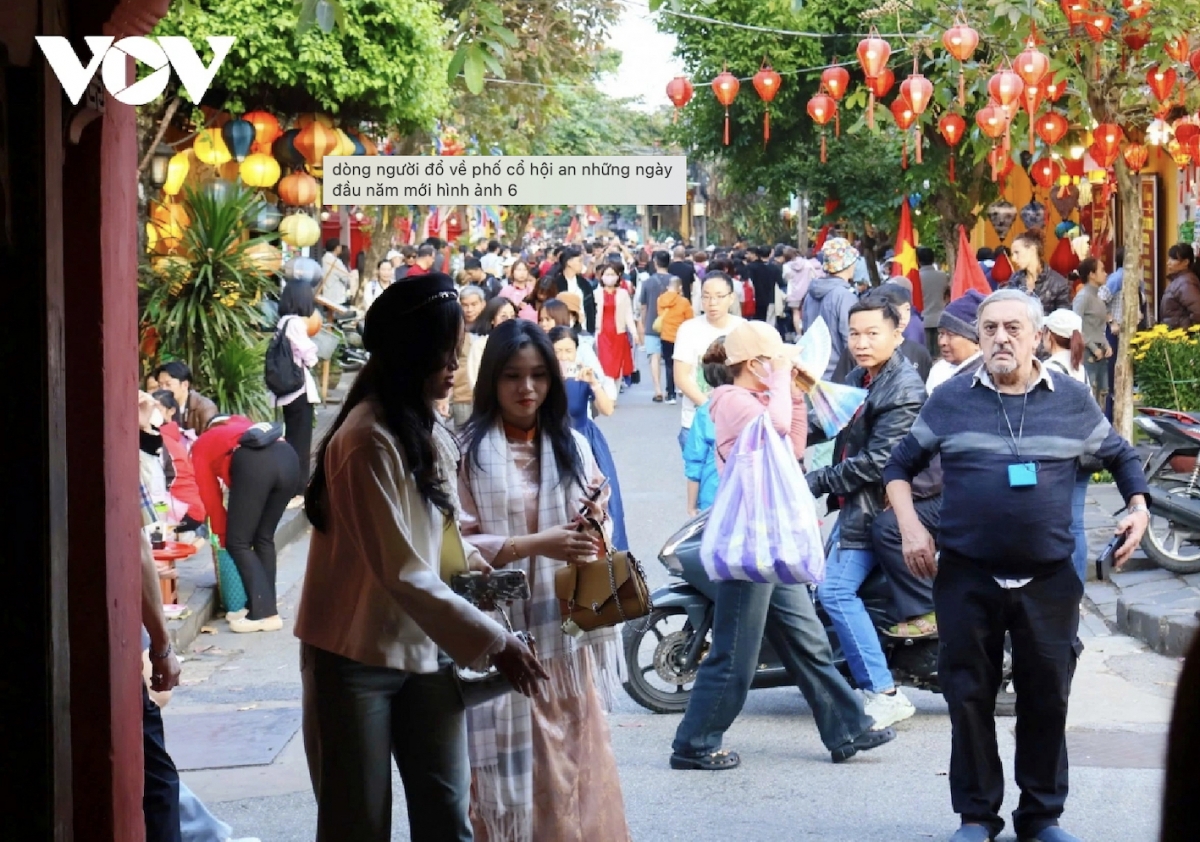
[1141,482,1200,574]
[622,606,703,714]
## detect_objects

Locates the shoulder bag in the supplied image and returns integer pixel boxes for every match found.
[555,517,651,633]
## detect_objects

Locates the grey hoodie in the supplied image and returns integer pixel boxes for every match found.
[801,275,857,379]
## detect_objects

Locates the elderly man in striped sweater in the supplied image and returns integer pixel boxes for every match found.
[883,289,1151,842]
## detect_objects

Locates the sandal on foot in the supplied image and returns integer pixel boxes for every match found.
[883,612,938,639]
[669,749,741,770]
[652,394,664,403]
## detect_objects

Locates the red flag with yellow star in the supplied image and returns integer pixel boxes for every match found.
[891,198,922,313]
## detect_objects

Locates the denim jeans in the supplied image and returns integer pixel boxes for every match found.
[179,780,231,842]
[300,644,472,842]
[1070,472,1089,584]
[817,525,894,694]
[672,554,871,756]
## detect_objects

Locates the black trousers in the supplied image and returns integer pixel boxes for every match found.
[281,397,314,495]
[871,497,939,623]
[935,555,1083,839]
[228,441,299,620]
[143,683,182,842]
[662,339,676,399]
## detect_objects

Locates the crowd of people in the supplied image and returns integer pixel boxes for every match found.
[136,222,1200,842]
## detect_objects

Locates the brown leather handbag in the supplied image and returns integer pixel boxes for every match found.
[555,518,652,634]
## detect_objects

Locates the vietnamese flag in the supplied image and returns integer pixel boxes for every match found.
[950,224,992,300]
[891,198,923,312]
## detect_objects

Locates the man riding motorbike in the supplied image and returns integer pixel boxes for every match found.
[806,293,938,729]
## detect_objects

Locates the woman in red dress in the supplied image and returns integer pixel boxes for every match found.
[594,263,635,400]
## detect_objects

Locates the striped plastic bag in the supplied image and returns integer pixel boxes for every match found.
[700,413,825,585]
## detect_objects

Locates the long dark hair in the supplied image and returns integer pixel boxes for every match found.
[461,319,585,491]
[304,296,463,530]
[278,279,315,318]
[472,297,517,337]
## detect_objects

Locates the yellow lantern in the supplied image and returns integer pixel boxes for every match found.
[244,242,283,273]
[193,128,231,165]
[332,128,357,157]
[145,220,158,253]
[150,202,190,252]
[279,213,320,248]
[240,152,281,188]
[163,151,190,196]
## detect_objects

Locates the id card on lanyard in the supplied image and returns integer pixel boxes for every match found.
[998,387,1037,488]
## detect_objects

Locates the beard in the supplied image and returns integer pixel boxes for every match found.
[986,345,1019,377]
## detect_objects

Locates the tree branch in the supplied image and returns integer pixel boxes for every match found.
[137,97,181,177]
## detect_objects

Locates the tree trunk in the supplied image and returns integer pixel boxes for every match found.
[1113,157,1142,441]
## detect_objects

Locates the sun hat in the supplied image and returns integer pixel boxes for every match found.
[819,237,860,275]
[724,321,789,365]
[1044,308,1083,339]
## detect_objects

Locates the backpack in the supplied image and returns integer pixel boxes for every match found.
[741,279,757,318]
[264,317,305,396]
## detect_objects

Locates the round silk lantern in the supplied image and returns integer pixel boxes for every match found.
[1123,0,1152,19]
[988,69,1024,108]
[986,199,1018,241]
[193,128,231,165]
[296,113,335,129]
[711,70,740,146]
[273,129,305,170]
[1016,44,1050,88]
[1031,158,1062,189]
[1123,143,1149,172]
[753,64,783,143]
[1049,237,1079,277]
[820,66,849,101]
[942,19,979,106]
[1036,111,1069,147]
[163,150,190,196]
[244,242,282,274]
[858,30,892,126]
[278,171,319,207]
[294,121,339,167]
[285,256,322,285]
[807,91,837,162]
[666,76,693,123]
[1124,23,1152,52]
[252,203,282,232]
[243,111,281,147]
[221,118,255,163]
[939,112,967,182]
[332,128,357,157]
[240,152,280,188]
[279,213,320,248]
[867,68,895,99]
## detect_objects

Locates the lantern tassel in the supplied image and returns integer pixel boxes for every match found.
[949,152,956,183]
[673,109,678,125]
[835,110,840,137]
[902,136,908,170]
[867,92,876,129]
[764,110,770,146]
[958,68,965,108]
[821,132,827,164]
[723,110,730,146]
[915,128,923,165]
[1029,120,1035,155]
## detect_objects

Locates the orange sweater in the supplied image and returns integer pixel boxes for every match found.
[656,290,694,343]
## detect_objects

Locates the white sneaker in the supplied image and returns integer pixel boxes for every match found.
[225,608,249,621]
[863,688,916,729]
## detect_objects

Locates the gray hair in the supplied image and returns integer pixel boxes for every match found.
[977,288,1044,334]
[458,284,486,302]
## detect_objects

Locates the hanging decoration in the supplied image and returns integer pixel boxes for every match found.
[1021,84,1046,153]
[272,129,305,170]
[807,89,837,162]
[938,112,967,182]
[1060,0,1088,27]
[193,128,231,166]
[942,15,979,107]
[220,118,255,163]
[1123,23,1152,53]
[666,76,694,123]
[1083,12,1114,43]
[252,203,282,232]
[294,121,339,168]
[1036,111,1070,146]
[1091,123,1124,168]
[1043,73,1066,101]
[899,67,933,163]
[1016,41,1050,88]
[239,152,280,189]
[1030,157,1062,189]
[1122,0,1152,19]
[162,150,190,197]
[976,101,1010,179]
[332,129,357,157]
[278,171,319,208]
[711,68,740,145]
[1020,200,1047,233]
[988,67,1025,109]
[865,68,895,133]
[1167,34,1190,63]
[244,243,283,274]
[819,64,848,134]
[1123,143,1149,172]
[243,111,282,152]
[1147,65,1177,105]
[890,97,916,168]
[1050,183,1080,218]
[989,145,1015,183]
[753,63,783,143]
[986,199,1018,241]
[857,29,892,128]
[279,212,321,248]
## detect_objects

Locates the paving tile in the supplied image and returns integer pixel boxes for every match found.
[1109,568,1176,588]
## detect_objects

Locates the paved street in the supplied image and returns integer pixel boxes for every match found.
[169,361,1181,841]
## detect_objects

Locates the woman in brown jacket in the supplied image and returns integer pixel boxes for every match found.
[1160,243,1200,328]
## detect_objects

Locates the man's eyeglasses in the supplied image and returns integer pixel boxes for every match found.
[702,293,731,303]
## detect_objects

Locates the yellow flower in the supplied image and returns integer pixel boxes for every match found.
[1134,353,1146,361]
[1190,325,1200,333]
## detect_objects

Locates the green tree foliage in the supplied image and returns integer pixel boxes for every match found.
[153,0,451,131]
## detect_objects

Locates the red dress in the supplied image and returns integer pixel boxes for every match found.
[596,289,634,379]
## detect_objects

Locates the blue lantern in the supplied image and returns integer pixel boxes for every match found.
[908,193,921,209]
[221,118,255,163]
[272,129,305,170]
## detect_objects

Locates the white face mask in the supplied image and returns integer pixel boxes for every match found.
[149,408,165,428]
[601,274,619,287]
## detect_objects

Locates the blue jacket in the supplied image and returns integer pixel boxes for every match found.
[683,404,719,511]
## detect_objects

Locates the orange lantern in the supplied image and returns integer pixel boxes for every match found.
[1122,0,1151,19]
[1167,35,1190,62]
[900,71,933,163]
[867,67,895,97]
[939,112,967,182]
[1030,157,1062,189]
[1090,123,1124,168]
[278,171,319,207]
[1148,65,1177,103]
[1123,23,1152,52]
[891,98,916,169]
[976,103,1009,139]
[1060,0,1089,26]
[1043,73,1066,102]
[807,91,837,162]
[753,64,783,143]
[942,20,979,107]
[1016,43,1050,88]
[1036,111,1070,146]
[1082,12,1113,42]
[1123,143,1149,172]
[857,30,891,127]
[293,121,338,168]
[711,69,740,146]
[666,76,694,123]
[820,65,850,101]
[243,111,281,147]
[988,68,1024,108]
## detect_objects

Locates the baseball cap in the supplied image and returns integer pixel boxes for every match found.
[386,249,401,260]
[724,321,788,365]
[1044,308,1082,339]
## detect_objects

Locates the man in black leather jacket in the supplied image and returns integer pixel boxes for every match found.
[806,294,930,729]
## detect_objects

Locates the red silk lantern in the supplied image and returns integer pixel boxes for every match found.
[293,121,338,167]
[1022,84,1045,117]
[1148,66,1177,103]
[1030,157,1062,189]
[1043,73,1066,101]
[1122,0,1151,19]
[1083,12,1113,42]
[989,146,1015,182]
[976,103,1009,139]
[278,171,318,207]
[711,70,740,146]
[857,32,891,79]
[666,76,694,123]
[1016,44,1050,88]
[1175,120,1200,146]
[1167,35,1190,62]
[1060,0,1089,26]
[900,71,933,163]
[988,68,1024,107]
[1094,123,1124,158]
[753,65,783,143]
[1123,23,1151,52]
[942,20,979,106]
[1035,111,1070,146]
[821,65,850,101]
[891,98,915,168]
[1123,143,1149,172]
[807,91,837,162]
[939,112,967,182]
[867,68,895,98]
[1190,49,1200,77]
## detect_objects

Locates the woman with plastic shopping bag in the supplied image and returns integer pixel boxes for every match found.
[670,321,896,770]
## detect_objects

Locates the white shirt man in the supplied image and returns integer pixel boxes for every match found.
[672,273,743,449]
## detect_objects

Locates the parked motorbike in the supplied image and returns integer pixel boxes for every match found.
[622,510,1017,717]
[330,313,369,371]
[1133,407,1200,573]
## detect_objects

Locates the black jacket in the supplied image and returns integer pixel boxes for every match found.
[807,353,928,549]
[556,275,598,333]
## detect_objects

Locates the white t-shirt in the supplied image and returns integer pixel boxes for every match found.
[673,314,744,428]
